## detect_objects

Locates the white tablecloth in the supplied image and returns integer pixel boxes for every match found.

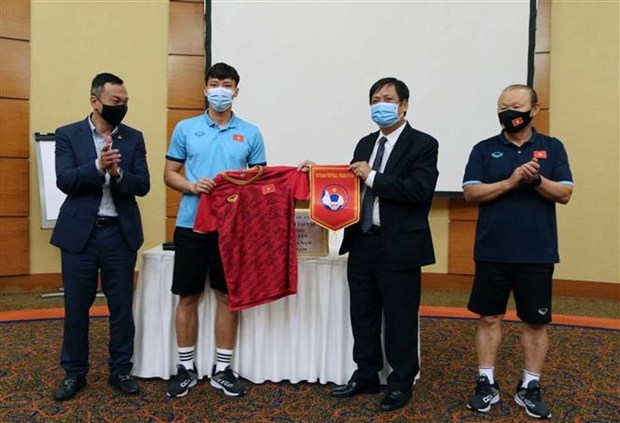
[132,245,380,385]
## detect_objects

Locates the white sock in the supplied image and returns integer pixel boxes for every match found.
[178,346,195,370]
[215,348,233,373]
[479,366,495,384]
[522,370,540,388]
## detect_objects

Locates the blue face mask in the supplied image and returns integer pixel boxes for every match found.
[206,87,234,112]
[370,102,400,127]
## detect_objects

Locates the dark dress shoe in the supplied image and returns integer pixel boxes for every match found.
[380,389,412,412]
[54,376,86,401]
[331,380,381,398]
[108,374,140,395]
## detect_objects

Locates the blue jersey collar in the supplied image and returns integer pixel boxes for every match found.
[204,110,238,130]
[499,127,538,146]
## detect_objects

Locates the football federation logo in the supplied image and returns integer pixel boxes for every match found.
[321,185,348,212]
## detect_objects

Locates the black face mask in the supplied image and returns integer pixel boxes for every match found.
[98,100,128,127]
[498,109,532,133]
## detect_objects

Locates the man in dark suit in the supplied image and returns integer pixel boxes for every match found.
[332,77,439,412]
[51,72,150,400]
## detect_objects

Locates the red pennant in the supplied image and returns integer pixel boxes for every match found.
[309,165,360,231]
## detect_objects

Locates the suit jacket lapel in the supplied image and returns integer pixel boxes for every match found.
[76,117,98,161]
[360,132,379,162]
[112,125,126,152]
[384,123,413,173]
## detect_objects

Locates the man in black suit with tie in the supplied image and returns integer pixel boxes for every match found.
[332,77,439,411]
[51,72,150,400]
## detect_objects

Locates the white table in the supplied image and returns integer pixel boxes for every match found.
[132,245,388,385]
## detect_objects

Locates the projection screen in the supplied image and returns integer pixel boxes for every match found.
[209,0,534,193]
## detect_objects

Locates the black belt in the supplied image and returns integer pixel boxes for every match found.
[95,216,119,227]
[364,225,381,235]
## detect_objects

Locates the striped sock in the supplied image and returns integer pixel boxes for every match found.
[178,346,195,370]
[215,348,233,373]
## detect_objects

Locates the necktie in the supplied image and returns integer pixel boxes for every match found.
[360,137,387,233]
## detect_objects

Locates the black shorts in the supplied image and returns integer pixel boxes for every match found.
[467,261,554,324]
[171,227,227,296]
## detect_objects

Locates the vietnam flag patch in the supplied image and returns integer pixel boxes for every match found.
[262,183,275,194]
[533,150,547,159]
[233,134,244,142]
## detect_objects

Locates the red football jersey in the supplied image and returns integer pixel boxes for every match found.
[194,166,310,310]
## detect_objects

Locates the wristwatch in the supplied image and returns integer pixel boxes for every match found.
[530,174,542,187]
[114,167,123,180]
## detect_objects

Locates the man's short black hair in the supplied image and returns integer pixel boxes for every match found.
[369,77,409,104]
[91,73,124,97]
[206,62,240,85]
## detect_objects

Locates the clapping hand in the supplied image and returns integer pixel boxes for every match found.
[99,135,122,177]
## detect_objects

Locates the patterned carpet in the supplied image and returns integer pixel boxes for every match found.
[1,317,618,422]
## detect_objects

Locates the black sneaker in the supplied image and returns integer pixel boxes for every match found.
[210,366,246,397]
[515,380,551,419]
[466,375,500,412]
[166,364,198,398]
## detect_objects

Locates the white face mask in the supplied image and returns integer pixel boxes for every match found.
[206,87,234,112]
